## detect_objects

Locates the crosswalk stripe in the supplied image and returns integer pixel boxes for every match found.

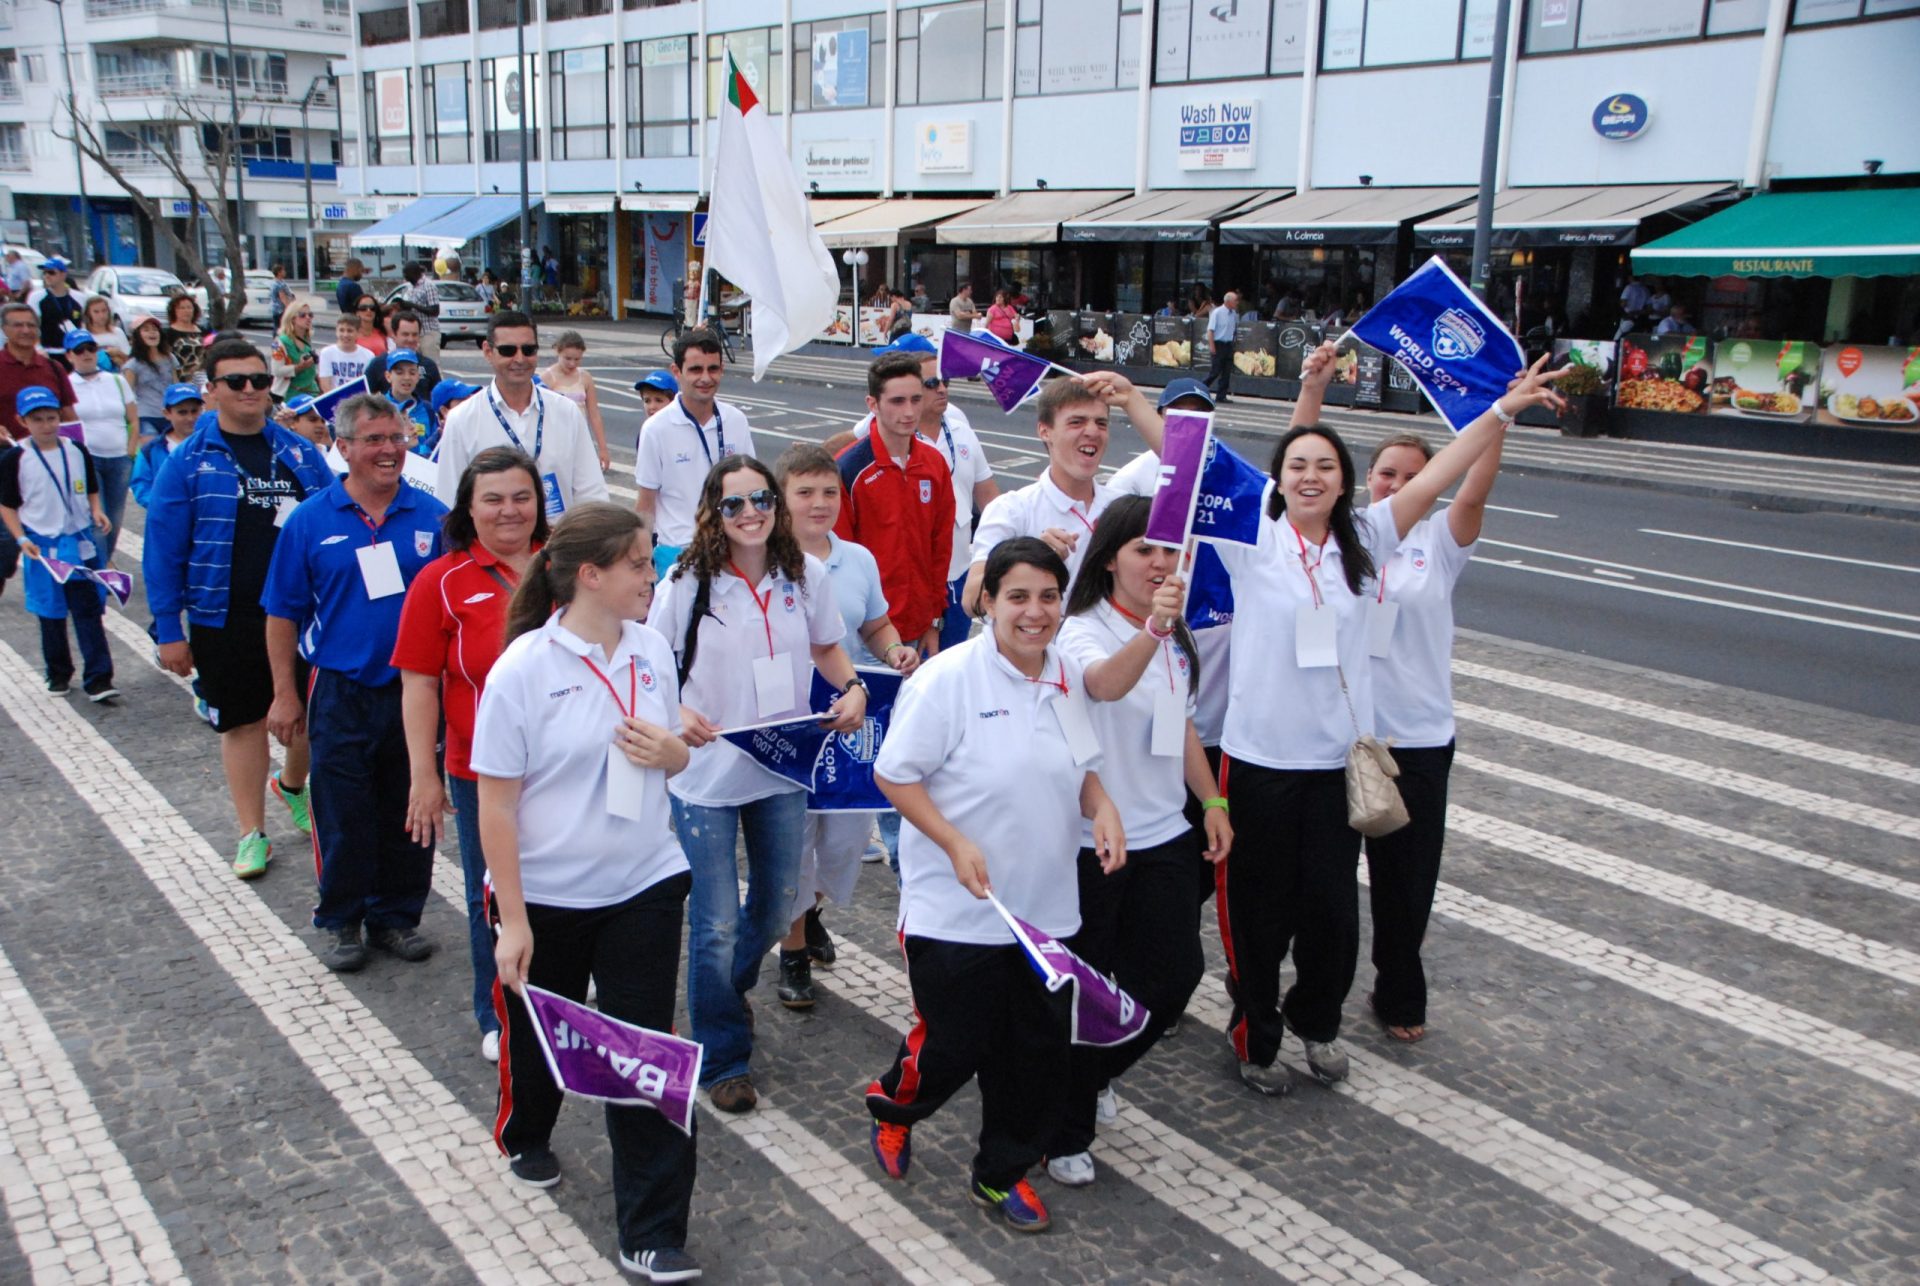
[0,640,629,1284]
[1451,807,1920,987]
[1455,703,1920,840]
[1455,752,1920,903]
[1453,661,1920,786]
[813,940,1429,1285]
[0,942,190,1285]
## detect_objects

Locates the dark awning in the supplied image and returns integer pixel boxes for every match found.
[1415,183,1731,249]
[1219,186,1473,247]
[937,190,1131,246]
[1061,189,1272,242]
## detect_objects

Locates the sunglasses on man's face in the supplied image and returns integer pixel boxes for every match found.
[491,343,539,358]
[923,377,947,390]
[69,343,98,354]
[717,489,777,520]
[214,372,273,391]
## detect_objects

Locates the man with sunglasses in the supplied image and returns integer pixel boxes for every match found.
[436,310,605,517]
[634,327,756,576]
[144,339,334,880]
[31,257,88,357]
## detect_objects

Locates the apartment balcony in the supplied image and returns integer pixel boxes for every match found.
[417,0,466,37]
[97,71,182,98]
[0,80,20,105]
[87,0,281,16]
[0,150,29,172]
[82,0,349,39]
[360,6,409,45]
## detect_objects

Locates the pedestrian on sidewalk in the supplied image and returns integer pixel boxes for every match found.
[263,393,448,972]
[473,502,701,1282]
[403,262,443,360]
[634,330,755,577]
[542,331,613,471]
[948,283,978,333]
[1206,291,1240,403]
[143,339,331,877]
[271,302,321,403]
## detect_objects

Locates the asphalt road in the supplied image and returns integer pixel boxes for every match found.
[436,345,1920,727]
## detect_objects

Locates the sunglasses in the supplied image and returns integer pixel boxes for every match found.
[717,489,777,520]
[69,342,99,354]
[490,343,539,358]
[214,372,274,391]
[922,377,947,390]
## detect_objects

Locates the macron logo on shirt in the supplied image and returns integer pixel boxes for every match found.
[977,708,1012,720]
[547,684,584,700]
[320,535,348,546]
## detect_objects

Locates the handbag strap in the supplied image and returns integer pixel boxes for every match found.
[1334,662,1364,743]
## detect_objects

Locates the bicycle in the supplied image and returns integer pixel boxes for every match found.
[661,304,742,365]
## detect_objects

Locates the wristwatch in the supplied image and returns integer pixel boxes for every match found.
[841,675,868,696]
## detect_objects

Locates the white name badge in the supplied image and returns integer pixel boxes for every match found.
[274,496,298,528]
[76,537,97,562]
[355,540,406,599]
[1294,604,1338,669]
[605,741,647,821]
[1367,600,1400,660]
[1151,686,1186,758]
[1054,689,1100,767]
[751,652,795,718]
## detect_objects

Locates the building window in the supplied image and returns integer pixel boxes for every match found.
[1008,0,1141,96]
[795,13,888,110]
[362,69,415,165]
[422,62,471,165]
[22,54,48,83]
[233,125,295,161]
[897,0,1004,105]
[417,0,471,39]
[482,54,540,162]
[1521,0,1720,54]
[198,50,289,97]
[707,27,784,116]
[0,124,29,171]
[548,46,611,160]
[1319,0,1502,70]
[546,0,611,18]
[103,123,172,162]
[624,35,694,158]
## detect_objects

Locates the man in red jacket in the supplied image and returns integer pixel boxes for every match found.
[833,352,955,656]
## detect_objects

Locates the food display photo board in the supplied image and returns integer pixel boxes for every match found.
[1708,339,1819,422]
[1817,344,1920,430]
[1616,333,1713,415]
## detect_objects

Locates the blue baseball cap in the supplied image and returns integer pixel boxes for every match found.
[870,333,937,357]
[62,329,101,351]
[1157,377,1216,411]
[41,256,71,274]
[430,380,480,414]
[286,394,321,417]
[15,387,61,416]
[634,370,679,395]
[163,382,204,408]
[386,348,421,367]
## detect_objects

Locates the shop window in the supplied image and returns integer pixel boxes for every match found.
[362,69,414,165]
[896,0,1004,106]
[422,63,471,165]
[795,13,888,111]
[1322,0,1502,70]
[707,28,784,117]
[1522,0,1713,54]
[1007,0,1143,95]
[625,36,694,158]
[481,55,540,163]
[1158,0,1313,83]
[1791,0,1920,22]
[548,45,611,160]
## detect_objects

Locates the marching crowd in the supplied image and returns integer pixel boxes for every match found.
[0,297,1565,1281]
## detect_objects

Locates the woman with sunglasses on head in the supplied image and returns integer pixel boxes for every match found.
[162,294,204,387]
[471,503,702,1282]
[271,302,321,404]
[646,454,867,1115]
[355,298,390,358]
[1211,342,1565,1095]
[127,315,177,438]
[1042,497,1229,1186]
[864,537,1123,1233]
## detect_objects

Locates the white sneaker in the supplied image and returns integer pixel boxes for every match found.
[1046,1151,1096,1187]
[482,1030,501,1063]
[861,836,887,864]
[1094,1085,1119,1126]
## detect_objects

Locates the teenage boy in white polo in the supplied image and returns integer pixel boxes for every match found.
[634,329,755,576]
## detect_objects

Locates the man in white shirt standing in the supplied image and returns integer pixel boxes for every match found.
[436,310,607,518]
[633,328,755,575]
[1206,290,1240,404]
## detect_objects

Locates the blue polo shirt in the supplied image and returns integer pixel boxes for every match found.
[261,477,448,687]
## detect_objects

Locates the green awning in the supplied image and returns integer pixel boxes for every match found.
[1632,189,1920,279]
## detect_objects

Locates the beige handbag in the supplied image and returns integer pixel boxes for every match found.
[1338,665,1410,838]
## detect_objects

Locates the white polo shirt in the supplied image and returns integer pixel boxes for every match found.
[436,381,608,517]
[634,396,756,547]
[1058,603,1195,851]
[467,615,690,909]
[969,470,1118,590]
[0,440,95,537]
[1213,503,1401,770]
[876,631,1101,946]
[1366,510,1474,748]
[648,553,845,807]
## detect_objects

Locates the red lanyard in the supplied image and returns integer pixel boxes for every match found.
[1109,598,1178,693]
[353,509,385,544]
[580,654,638,719]
[1026,659,1070,697]
[1066,504,1095,535]
[1374,559,1389,605]
[1290,521,1326,609]
[729,561,776,657]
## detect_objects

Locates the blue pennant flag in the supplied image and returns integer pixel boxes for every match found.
[1184,542,1234,631]
[311,375,368,428]
[1190,439,1267,549]
[1345,255,1526,433]
[721,668,902,812]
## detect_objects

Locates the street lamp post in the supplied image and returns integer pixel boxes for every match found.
[515,0,534,309]
[220,0,251,280]
[300,74,329,293]
[50,0,96,268]
[1468,0,1514,300]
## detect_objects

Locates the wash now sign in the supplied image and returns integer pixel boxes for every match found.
[1176,100,1255,170]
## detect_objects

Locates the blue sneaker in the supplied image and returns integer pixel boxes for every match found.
[969,1177,1050,1232]
[870,1120,911,1180]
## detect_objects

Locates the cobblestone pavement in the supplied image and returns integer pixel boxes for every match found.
[0,400,1915,1283]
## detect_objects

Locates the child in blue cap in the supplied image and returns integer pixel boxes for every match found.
[633,370,679,421]
[383,349,436,455]
[130,383,205,509]
[0,387,119,699]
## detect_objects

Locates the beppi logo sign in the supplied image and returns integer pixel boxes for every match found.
[1592,93,1650,142]
[1431,309,1486,361]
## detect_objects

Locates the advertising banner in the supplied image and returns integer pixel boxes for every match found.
[817,303,854,343]
[1075,312,1116,363]
[1550,338,1616,399]
[376,69,410,138]
[915,121,973,175]
[811,29,870,108]
[1615,333,1713,414]
[1111,314,1154,366]
[1232,320,1276,378]
[1817,344,1920,428]
[1177,100,1257,171]
[1707,339,1820,422]
[1152,316,1194,368]
[1272,320,1321,382]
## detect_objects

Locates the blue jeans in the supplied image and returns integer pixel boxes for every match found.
[670,790,807,1086]
[878,809,902,876]
[938,572,972,651]
[447,773,500,1035]
[92,455,132,563]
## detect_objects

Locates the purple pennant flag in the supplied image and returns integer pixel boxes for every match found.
[36,555,132,607]
[58,421,85,445]
[1143,410,1213,549]
[520,985,703,1136]
[939,329,1054,413]
[989,895,1151,1048]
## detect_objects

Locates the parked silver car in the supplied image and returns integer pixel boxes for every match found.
[83,266,197,328]
[382,280,489,345]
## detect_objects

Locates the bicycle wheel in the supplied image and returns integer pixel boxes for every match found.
[660,322,682,360]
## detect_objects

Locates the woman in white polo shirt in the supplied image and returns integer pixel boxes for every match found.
[1213,345,1564,1094]
[647,454,867,1116]
[469,502,701,1282]
[864,536,1124,1235]
[1045,496,1231,1186]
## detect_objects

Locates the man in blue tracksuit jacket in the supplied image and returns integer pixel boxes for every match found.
[143,338,335,880]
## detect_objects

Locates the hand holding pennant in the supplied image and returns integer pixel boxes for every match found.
[1343,255,1529,433]
[33,552,133,607]
[987,893,1151,1048]
[520,985,704,1136]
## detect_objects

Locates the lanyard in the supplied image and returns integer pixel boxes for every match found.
[935,418,957,472]
[1289,520,1326,609]
[488,385,544,459]
[1025,658,1070,698]
[29,442,81,523]
[580,654,638,720]
[1065,503,1095,535]
[679,396,725,466]
[728,561,776,657]
[1108,599,1180,693]
[352,508,387,544]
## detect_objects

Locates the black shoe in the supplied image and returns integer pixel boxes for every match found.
[776,948,815,1010]
[320,925,370,973]
[803,906,836,967]
[508,1146,561,1189]
[84,677,121,703]
[368,925,435,962]
[46,676,72,696]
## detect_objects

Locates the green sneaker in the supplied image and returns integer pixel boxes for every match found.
[232,830,271,880]
[271,773,311,834]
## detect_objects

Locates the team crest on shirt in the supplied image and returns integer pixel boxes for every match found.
[958,444,971,459]
[919,479,933,503]
[415,531,434,557]
[1409,548,1427,570]
[637,660,658,692]
[781,582,797,612]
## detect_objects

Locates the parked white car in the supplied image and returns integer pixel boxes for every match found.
[84,265,195,327]
[240,271,277,327]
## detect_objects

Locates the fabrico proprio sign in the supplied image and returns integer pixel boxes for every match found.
[1177,100,1255,171]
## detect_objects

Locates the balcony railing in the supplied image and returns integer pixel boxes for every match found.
[417,0,467,38]
[0,150,29,172]
[546,0,609,19]
[97,71,181,97]
[360,7,410,44]
[0,79,20,104]
[87,0,284,16]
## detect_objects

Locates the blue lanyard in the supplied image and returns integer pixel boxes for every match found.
[937,417,957,471]
[488,386,544,459]
[30,441,81,523]
[678,396,725,466]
